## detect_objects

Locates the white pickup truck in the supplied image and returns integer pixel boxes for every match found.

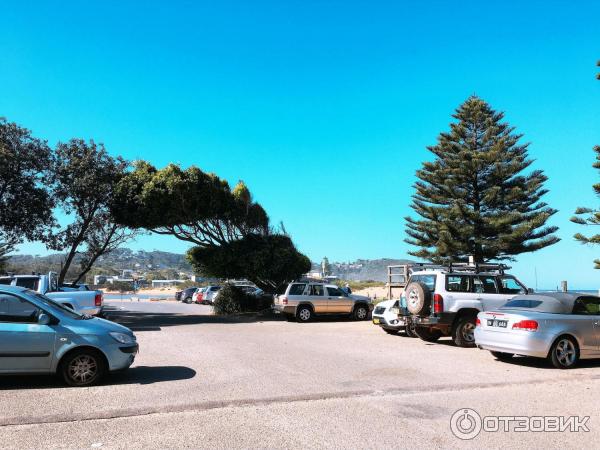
[0,272,103,316]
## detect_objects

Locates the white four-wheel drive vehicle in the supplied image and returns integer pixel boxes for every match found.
[400,263,529,347]
[274,281,372,322]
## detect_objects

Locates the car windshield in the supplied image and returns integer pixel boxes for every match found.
[502,299,544,309]
[408,274,436,291]
[25,290,83,319]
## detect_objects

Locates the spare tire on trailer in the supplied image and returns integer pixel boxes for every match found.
[405,282,432,316]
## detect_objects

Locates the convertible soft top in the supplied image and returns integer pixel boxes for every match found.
[499,292,597,314]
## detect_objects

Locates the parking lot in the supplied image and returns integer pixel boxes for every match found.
[1,299,599,449]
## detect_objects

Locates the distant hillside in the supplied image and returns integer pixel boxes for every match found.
[312,258,415,282]
[8,248,412,282]
[7,248,192,275]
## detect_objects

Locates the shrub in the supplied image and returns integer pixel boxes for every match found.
[213,283,273,315]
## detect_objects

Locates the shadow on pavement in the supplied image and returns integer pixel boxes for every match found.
[0,365,196,390]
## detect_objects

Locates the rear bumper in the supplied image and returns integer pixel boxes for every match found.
[81,306,102,316]
[474,328,551,358]
[273,304,295,315]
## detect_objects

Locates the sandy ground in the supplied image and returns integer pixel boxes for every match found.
[354,285,396,300]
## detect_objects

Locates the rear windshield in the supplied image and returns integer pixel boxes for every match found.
[503,299,543,309]
[288,283,306,295]
[409,274,436,291]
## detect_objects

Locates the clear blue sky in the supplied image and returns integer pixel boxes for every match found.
[1,1,599,289]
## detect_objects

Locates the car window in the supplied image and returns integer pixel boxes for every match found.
[288,283,307,296]
[446,275,470,292]
[309,285,324,296]
[14,277,40,290]
[0,293,40,323]
[408,274,436,291]
[572,297,600,315]
[326,286,344,297]
[0,278,12,285]
[473,276,497,294]
[498,277,526,294]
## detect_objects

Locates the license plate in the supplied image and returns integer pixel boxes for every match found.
[487,319,507,328]
[372,318,380,324]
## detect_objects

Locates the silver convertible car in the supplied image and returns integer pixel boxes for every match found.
[474,292,600,369]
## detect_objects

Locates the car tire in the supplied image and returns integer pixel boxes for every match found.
[405,321,417,338]
[59,349,106,387]
[452,316,477,348]
[415,326,442,342]
[353,304,369,321]
[384,329,399,335]
[404,282,432,316]
[549,336,579,369]
[491,351,514,361]
[296,306,313,322]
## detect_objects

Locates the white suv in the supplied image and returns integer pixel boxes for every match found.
[400,263,529,347]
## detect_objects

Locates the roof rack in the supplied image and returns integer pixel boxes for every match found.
[386,262,511,299]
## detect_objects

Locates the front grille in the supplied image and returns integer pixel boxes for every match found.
[374,306,386,315]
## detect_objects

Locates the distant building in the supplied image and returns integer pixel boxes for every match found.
[151,279,186,288]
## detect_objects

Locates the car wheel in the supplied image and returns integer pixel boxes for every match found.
[490,351,514,361]
[405,321,417,338]
[415,326,442,342]
[452,316,477,348]
[59,349,106,387]
[296,306,313,322]
[404,282,432,316]
[549,336,579,369]
[354,304,369,321]
[384,329,399,335]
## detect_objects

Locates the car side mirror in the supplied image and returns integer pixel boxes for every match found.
[527,288,535,294]
[38,313,51,326]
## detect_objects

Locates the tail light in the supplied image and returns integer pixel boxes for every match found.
[433,294,443,314]
[512,320,538,331]
[281,296,288,305]
[94,293,103,307]
[476,318,481,327]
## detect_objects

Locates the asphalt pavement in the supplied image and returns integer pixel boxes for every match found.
[1,300,599,449]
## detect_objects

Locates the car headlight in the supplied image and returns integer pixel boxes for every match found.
[110,332,135,344]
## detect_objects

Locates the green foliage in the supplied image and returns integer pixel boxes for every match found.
[213,283,272,315]
[111,161,269,246]
[110,281,134,293]
[405,96,559,263]
[47,139,134,284]
[571,62,600,268]
[187,233,311,293]
[0,118,56,244]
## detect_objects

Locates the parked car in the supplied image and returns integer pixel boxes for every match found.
[400,263,529,347]
[0,272,103,316]
[273,281,372,322]
[0,285,138,386]
[192,287,206,304]
[475,292,600,369]
[372,299,416,336]
[200,286,221,305]
[177,287,198,304]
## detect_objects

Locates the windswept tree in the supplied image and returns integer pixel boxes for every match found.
[0,118,56,250]
[405,96,559,263]
[112,161,269,246]
[571,61,600,268]
[47,139,136,284]
[112,162,310,291]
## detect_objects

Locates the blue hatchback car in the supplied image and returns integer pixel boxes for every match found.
[0,286,138,386]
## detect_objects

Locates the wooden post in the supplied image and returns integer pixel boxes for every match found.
[561,281,568,293]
